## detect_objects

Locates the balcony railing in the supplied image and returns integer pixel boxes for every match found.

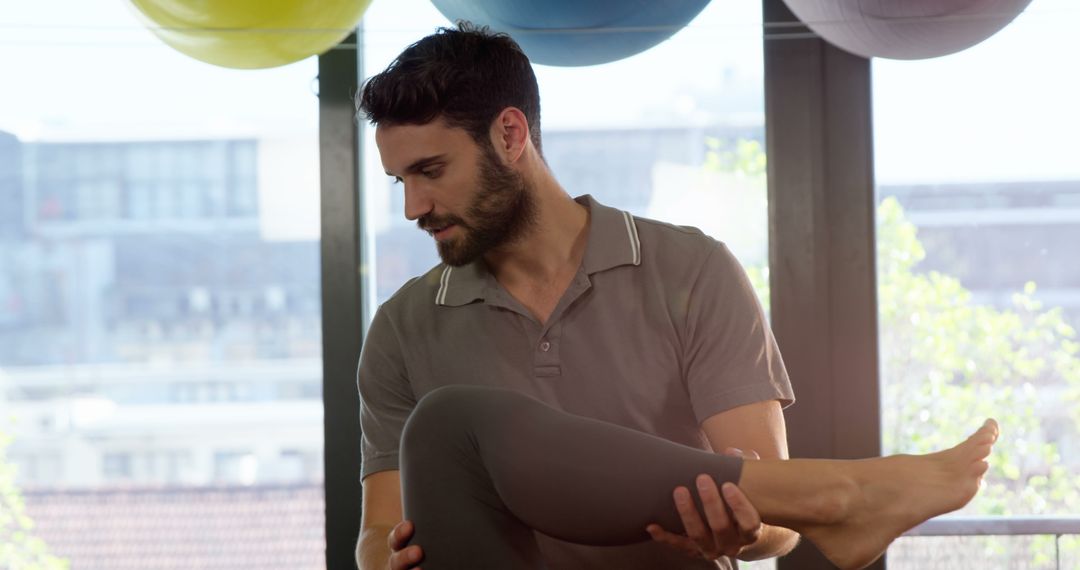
[903,516,1080,569]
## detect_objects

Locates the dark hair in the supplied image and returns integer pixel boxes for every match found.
[356,22,543,154]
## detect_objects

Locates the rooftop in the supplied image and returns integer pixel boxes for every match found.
[24,484,325,570]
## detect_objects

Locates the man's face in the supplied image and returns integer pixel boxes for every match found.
[376,119,535,266]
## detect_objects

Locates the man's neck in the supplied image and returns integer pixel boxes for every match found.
[483,179,590,293]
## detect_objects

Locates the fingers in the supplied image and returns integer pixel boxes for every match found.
[723,447,760,460]
[721,483,763,547]
[388,521,423,570]
[696,475,736,556]
[645,524,706,558]
[387,520,412,551]
[674,485,715,557]
[388,546,423,570]
[653,473,764,561]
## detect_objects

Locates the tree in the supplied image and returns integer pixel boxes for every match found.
[0,432,69,570]
[877,196,1080,566]
[704,139,1080,565]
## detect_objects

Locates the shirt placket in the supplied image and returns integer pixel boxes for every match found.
[533,269,592,379]
[534,320,562,378]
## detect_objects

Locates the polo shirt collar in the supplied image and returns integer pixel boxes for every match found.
[435,194,641,307]
[578,194,642,274]
[433,262,489,307]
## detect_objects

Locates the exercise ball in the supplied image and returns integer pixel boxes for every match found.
[781,0,1033,60]
[430,0,713,67]
[129,0,373,69]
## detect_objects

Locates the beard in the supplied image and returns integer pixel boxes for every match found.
[418,144,537,267]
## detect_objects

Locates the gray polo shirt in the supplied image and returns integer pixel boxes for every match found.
[358,195,793,569]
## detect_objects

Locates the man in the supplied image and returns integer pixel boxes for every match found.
[354,24,799,569]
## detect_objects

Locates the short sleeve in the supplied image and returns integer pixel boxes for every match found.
[357,305,416,480]
[683,243,794,423]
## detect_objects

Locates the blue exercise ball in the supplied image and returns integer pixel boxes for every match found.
[430,0,713,67]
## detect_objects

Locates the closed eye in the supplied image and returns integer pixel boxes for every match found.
[386,155,447,184]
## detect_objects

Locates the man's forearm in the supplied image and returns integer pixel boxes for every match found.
[356,527,393,570]
[738,524,800,561]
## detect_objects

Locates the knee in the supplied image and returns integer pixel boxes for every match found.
[401,385,481,451]
[414,385,480,421]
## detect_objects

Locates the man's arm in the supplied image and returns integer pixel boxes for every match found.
[357,470,423,570]
[701,399,799,560]
[656,242,796,560]
[356,305,423,568]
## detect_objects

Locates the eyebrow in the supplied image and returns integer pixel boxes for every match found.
[385,154,447,177]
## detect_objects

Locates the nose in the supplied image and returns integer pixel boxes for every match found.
[402,180,433,222]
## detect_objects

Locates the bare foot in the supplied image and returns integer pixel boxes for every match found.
[800,419,999,569]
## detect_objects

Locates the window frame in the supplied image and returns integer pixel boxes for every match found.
[317,31,368,570]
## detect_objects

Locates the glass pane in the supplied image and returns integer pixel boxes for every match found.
[874,1,1080,566]
[1,2,325,568]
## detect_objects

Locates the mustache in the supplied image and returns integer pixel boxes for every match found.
[418,213,467,233]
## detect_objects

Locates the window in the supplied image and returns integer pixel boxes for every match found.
[103,452,134,481]
[874,0,1080,565]
[0,2,325,567]
[214,451,258,485]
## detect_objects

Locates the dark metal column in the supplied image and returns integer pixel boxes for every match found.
[319,32,366,570]
[762,3,882,569]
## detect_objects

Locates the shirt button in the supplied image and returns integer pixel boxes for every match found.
[539,341,551,352]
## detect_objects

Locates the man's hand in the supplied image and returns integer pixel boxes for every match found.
[387,520,424,570]
[646,448,763,561]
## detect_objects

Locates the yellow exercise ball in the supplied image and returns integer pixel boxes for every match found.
[129,0,372,69]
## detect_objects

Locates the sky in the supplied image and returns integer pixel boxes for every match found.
[872,0,1080,184]
[0,0,319,141]
[1,0,1078,239]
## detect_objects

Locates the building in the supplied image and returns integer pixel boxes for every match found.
[3,125,1079,488]
[0,132,324,488]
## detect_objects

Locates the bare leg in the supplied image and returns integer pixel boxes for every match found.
[739,419,998,569]
[401,385,997,570]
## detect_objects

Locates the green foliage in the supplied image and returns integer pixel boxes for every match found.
[709,138,1080,563]
[704,138,767,178]
[876,197,1080,565]
[877,197,1080,520]
[0,432,69,570]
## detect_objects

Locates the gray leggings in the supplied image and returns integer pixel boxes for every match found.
[400,385,743,569]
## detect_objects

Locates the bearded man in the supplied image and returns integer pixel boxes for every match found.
[354,22,800,570]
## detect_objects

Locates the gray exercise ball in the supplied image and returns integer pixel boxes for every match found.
[781,0,1033,59]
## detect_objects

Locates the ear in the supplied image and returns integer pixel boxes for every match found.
[489,107,530,164]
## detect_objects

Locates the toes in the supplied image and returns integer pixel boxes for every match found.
[968,442,993,463]
[969,420,999,446]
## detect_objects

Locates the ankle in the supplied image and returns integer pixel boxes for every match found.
[806,465,858,525]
